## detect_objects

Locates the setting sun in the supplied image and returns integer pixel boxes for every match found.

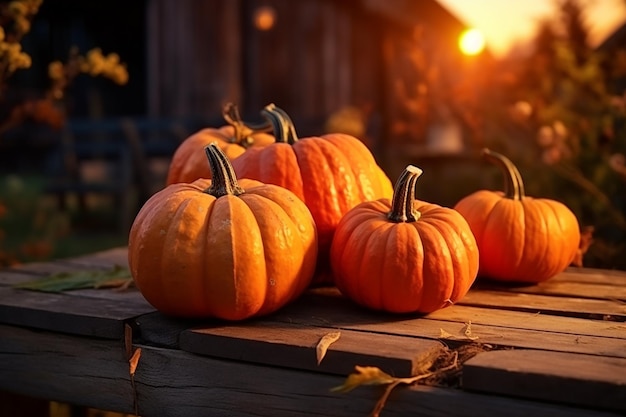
[458,28,486,55]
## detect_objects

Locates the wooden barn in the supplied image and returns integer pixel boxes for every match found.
[17,0,486,166]
[3,0,492,229]
[145,0,482,167]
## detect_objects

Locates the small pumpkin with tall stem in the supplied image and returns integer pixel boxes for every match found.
[454,148,580,283]
[330,165,479,314]
[129,143,318,320]
[232,104,393,284]
[165,103,274,185]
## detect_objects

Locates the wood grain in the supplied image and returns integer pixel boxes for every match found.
[463,349,626,413]
[553,268,626,286]
[459,290,626,320]
[0,287,153,338]
[476,280,626,301]
[180,321,444,377]
[425,304,626,339]
[270,288,626,358]
[0,324,619,417]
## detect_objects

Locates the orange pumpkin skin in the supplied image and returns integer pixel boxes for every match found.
[330,166,479,314]
[231,106,393,280]
[454,149,580,283]
[166,103,274,185]
[166,125,273,185]
[130,144,317,320]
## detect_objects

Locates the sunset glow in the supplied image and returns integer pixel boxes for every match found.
[459,28,486,55]
[439,0,626,57]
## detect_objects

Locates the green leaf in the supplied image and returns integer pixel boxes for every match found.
[13,264,133,292]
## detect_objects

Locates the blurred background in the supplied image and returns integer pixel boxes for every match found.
[1,0,626,270]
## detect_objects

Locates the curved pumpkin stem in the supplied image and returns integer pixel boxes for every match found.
[222,102,272,148]
[261,103,298,145]
[388,165,423,223]
[204,143,245,197]
[482,148,525,200]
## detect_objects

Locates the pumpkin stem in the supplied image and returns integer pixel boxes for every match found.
[204,142,245,197]
[482,148,525,200]
[261,103,299,145]
[222,102,272,148]
[388,165,423,223]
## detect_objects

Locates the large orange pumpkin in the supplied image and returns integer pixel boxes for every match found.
[129,143,318,320]
[454,148,580,283]
[330,165,479,313]
[165,103,274,185]
[231,104,393,282]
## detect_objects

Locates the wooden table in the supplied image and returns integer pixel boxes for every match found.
[0,247,625,417]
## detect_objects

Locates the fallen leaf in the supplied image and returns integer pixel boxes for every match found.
[439,328,454,339]
[129,347,142,376]
[331,366,396,393]
[462,321,480,341]
[13,265,133,292]
[316,331,341,365]
[125,323,141,416]
[334,354,460,417]
[439,321,479,341]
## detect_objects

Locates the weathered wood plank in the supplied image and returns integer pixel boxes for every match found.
[0,324,619,417]
[0,287,152,338]
[463,349,626,413]
[0,323,133,412]
[553,268,626,286]
[0,255,147,306]
[0,269,43,286]
[425,304,626,339]
[270,288,626,358]
[180,322,444,378]
[459,290,626,321]
[476,280,626,301]
[6,247,128,276]
[134,311,211,349]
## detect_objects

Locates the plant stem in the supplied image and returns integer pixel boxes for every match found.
[261,104,298,144]
[222,102,271,147]
[482,148,525,200]
[204,143,245,197]
[388,165,423,223]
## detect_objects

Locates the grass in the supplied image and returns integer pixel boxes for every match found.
[0,174,129,266]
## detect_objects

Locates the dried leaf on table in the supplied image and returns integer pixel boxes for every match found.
[439,321,479,341]
[334,356,460,417]
[331,366,396,393]
[13,264,134,292]
[316,331,341,365]
[462,321,480,340]
[129,347,142,376]
[439,328,454,339]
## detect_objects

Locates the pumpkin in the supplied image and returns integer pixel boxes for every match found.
[454,148,580,283]
[129,143,318,320]
[231,104,394,282]
[330,165,479,313]
[165,103,274,185]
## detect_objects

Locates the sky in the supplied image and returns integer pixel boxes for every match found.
[438,0,626,57]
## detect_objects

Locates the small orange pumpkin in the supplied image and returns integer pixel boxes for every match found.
[231,104,393,283]
[454,148,580,283]
[129,143,317,320]
[165,103,274,185]
[330,165,479,314]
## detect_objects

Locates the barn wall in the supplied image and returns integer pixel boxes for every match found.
[145,0,379,134]
[146,0,243,121]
